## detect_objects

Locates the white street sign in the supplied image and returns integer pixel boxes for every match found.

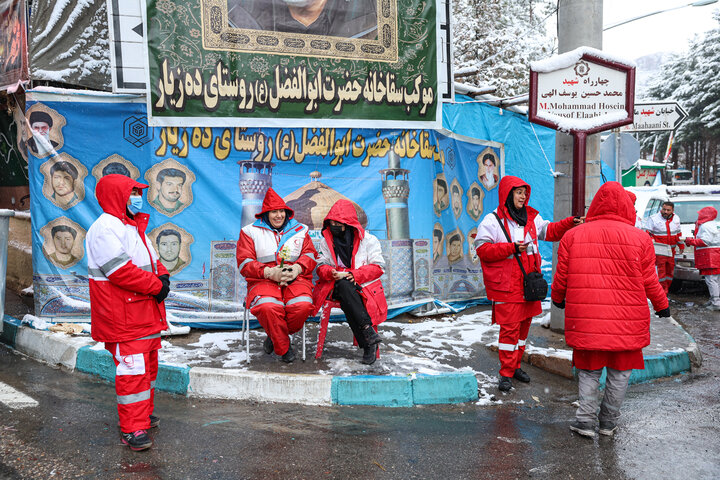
[107,0,146,93]
[621,101,688,132]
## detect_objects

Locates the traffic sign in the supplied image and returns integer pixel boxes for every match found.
[621,101,688,132]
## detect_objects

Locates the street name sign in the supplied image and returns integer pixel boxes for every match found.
[620,101,688,132]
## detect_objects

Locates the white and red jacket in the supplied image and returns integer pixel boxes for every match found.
[236,188,317,301]
[685,206,720,275]
[645,211,684,256]
[86,174,168,343]
[311,199,387,325]
[474,176,575,304]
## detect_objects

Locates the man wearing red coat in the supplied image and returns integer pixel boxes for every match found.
[311,200,386,364]
[86,175,171,451]
[236,188,317,362]
[644,201,684,294]
[685,206,720,310]
[552,182,670,438]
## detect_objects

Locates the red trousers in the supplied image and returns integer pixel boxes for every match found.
[497,318,532,377]
[656,255,675,294]
[107,339,159,433]
[250,278,313,355]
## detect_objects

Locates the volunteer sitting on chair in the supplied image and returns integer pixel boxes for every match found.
[312,200,386,365]
[236,188,317,363]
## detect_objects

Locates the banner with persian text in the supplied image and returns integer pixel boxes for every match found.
[144,0,440,128]
[0,0,29,92]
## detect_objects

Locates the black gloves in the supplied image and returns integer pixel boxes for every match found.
[155,275,171,303]
[552,299,565,309]
[656,307,671,318]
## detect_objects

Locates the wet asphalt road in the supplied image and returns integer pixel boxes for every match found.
[0,287,718,479]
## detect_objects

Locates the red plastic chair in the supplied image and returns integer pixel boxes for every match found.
[315,299,380,360]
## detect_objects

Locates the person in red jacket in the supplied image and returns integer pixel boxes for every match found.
[311,200,387,364]
[236,188,317,362]
[685,206,720,310]
[644,201,684,294]
[86,174,171,451]
[474,176,579,392]
[551,182,670,438]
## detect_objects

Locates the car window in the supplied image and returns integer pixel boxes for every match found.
[644,199,661,218]
[673,200,720,224]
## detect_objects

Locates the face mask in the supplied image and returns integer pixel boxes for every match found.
[128,195,143,215]
[329,225,345,237]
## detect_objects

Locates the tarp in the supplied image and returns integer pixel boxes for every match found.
[25,90,556,327]
[28,0,110,90]
[0,0,29,92]
[145,0,440,128]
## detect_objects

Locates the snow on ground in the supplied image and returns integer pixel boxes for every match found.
[21,315,51,330]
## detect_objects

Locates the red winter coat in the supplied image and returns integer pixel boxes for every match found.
[86,174,169,343]
[551,182,668,351]
[475,175,575,303]
[685,206,720,275]
[236,188,317,302]
[311,200,387,325]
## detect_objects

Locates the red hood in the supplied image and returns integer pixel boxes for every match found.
[96,174,148,219]
[322,199,365,240]
[497,176,531,220]
[586,182,634,225]
[626,190,637,206]
[696,206,717,226]
[256,188,294,219]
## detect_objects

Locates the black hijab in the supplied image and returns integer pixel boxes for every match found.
[504,188,528,227]
[330,225,354,268]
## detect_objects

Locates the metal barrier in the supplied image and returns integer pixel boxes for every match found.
[0,209,16,334]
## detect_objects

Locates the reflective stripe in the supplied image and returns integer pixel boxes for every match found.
[139,264,152,272]
[100,253,130,275]
[659,276,673,282]
[117,389,151,405]
[238,258,253,270]
[303,253,315,260]
[253,297,284,307]
[498,342,516,351]
[473,238,487,248]
[88,267,106,278]
[136,333,161,341]
[517,339,526,347]
[286,295,312,306]
[257,255,276,263]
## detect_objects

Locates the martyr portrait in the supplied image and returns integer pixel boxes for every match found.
[92,154,140,182]
[450,178,464,220]
[40,217,86,270]
[433,174,449,216]
[149,224,194,276]
[23,104,66,159]
[466,182,485,221]
[432,223,444,264]
[39,153,88,210]
[446,229,464,265]
[477,148,500,191]
[144,159,195,217]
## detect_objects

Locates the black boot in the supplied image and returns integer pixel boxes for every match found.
[513,368,530,383]
[498,376,513,392]
[361,325,382,346]
[263,336,274,354]
[362,344,377,365]
[281,346,295,363]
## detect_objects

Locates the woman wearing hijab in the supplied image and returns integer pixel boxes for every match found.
[685,206,720,310]
[236,188,317,363]
[312,200,387,364]
[473,176,580,392]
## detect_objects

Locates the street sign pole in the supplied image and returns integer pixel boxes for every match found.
[572,132,587,217]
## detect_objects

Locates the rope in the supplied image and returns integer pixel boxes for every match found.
[530,122,564,178]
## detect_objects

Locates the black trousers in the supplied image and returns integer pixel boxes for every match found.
[332,278,373,348]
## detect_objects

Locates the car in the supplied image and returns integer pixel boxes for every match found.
[642,187,720,288]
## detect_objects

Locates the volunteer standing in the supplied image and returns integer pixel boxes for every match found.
[474,176,579,392]
[86,174,171,451]
[685,207,720,310]
[645,201,684,295]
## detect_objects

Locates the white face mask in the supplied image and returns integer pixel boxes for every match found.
[282,0,313,6]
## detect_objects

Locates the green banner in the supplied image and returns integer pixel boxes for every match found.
[145,0,439,128]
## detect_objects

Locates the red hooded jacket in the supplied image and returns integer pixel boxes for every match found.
[311,200,387,325]
[86,174,168,343]
[475,176,575,303]
[552,182,668,351]
[236,188,317,301]
[685,206,720,275]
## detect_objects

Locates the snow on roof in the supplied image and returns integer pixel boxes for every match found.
[536,109,627,133]
[636,159,666,168]
[530,46,636,73]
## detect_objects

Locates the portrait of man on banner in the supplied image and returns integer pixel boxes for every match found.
[149,224,194,276]
[144,159,196,217]
[477,148,500,191]
[446,229,464,265]
[450,178,463,219]
[433,174,449,216]
[92,154,141,182]
[22,104,66,159]
[432,223,444,263]
[39,153,87,210]
[40,217,86,270]
[227,0,378,39]
[466,182,484,221]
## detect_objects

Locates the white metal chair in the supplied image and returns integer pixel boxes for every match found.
[242,302,306,364]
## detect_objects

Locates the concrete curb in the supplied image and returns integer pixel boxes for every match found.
[1,316,478,407]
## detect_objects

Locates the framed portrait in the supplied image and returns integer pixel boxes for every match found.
[433,173,449,216]
[22,103,66,159]
[445,228,463,266]
[148,223,194,276]
[467,227,479,264]
[144,159,196,217]
[450,178,463,220]
[476,147,500,191]
[39,153,88,210]
[92,154,141,182]
[465,182,484,222]
[39,217,86,270]
[432,222,444,264]
[202,0,398,62]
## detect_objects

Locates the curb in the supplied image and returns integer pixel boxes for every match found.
[1,315,478,407]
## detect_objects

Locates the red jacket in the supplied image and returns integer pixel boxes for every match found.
[236,188,317,302]
[551,182,668,351]
[311,200,387,325]
[685,206,720,275]
[86,174,168,343]
[475,176,575,303]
